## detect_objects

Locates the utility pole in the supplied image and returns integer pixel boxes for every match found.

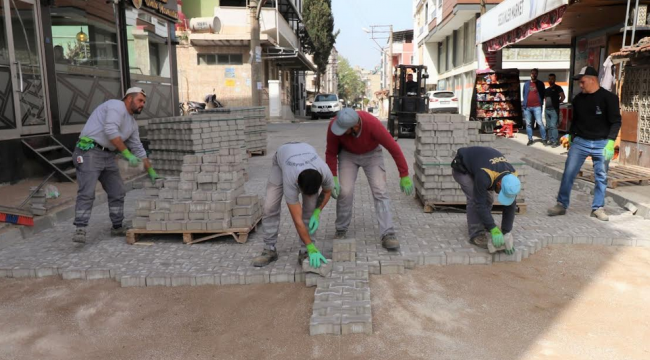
[480,0,487,15]
[250,0,266,106]
[388,25,393,95]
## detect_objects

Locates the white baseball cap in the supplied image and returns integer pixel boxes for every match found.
[122,87,147,99]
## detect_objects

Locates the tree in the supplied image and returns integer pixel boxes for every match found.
[337,56,365,104]
[301,0,339,92]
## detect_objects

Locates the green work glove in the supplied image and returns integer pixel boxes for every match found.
[505,244,515,256]
[490,227,504,248]
[121,149,141,167]
[603,140,615,161]
[306,243,327,269]
[309,209,321,235]
[332,176,340,199]
[76,136,95,151]
[147,167,161,185]
[400,176,413,196]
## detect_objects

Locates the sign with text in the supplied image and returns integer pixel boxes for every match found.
[477,0,568,44]
[132,0,179,21]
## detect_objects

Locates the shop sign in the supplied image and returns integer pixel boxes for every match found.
[225,79,236,87]
[477,0,568,44]
[225,68,235,78]
[132,0,179,21]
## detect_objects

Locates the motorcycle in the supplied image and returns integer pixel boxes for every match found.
[179,93,224,116]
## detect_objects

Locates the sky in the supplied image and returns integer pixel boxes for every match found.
[331,0,413,71]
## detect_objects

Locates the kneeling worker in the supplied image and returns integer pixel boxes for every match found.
[451,147,520,253]
[253,142,333,268]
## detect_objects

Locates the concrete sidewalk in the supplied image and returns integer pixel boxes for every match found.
[505,132,650,219]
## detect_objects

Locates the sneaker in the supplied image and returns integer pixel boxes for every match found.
[551,141,560,148]
[110,226,129,237]
[591,207,609,221]
[252,249,278,267]
[542,140,549,146]
[334,230,347,239]
[547,203,566,216]
[72,228,86,244]
[470,233,489,249]
[298,251,309,266]
[527,140,534,146]
[381,233,400,250]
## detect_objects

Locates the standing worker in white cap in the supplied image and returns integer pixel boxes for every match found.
[71,87,161,244]
[451,146,520,253]
[325,108,413,250]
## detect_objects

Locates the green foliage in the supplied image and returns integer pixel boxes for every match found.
[337,56,365,103]
[301,0,339,90]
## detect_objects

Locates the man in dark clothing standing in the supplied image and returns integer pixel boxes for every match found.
[544,73,566,147]
[548,66,621,221]
[405,73,419,94]
[451,147,521,253]
[522,68,548,146]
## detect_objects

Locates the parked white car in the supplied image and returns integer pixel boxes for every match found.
[427,91,459,114]
[311,94,341,119]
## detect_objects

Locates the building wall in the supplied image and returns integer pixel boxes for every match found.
[176,44,253,107]
[183,0,219,19]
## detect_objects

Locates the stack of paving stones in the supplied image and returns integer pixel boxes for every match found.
[414,114,527,205]
[229,106,268,154]
[131,151,261,232]
[29,188,47,216]
[308,238,373,336]
[147,114,248,176]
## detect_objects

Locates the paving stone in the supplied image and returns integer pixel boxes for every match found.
[86,269,111,280]
[194,274,217,286]
[341,314,373,335]
[379,260,405,274]
[171,275,195,287]
[35,267,57,278]
[120,275,146,287]
[309,314,341,336]
[61,268,86,280]
[270,268,295,283]
[302,258,333,277]
[146,274,172,287]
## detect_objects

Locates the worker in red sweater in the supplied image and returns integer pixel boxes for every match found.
[325,108,413,250]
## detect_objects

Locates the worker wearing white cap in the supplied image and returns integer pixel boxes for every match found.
[71,87,161,244]
[325,108,413,250]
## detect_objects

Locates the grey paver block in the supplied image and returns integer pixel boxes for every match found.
[341,314,373,335]
[309,314,341,336]
[245,268,270,284]
[301,258,333,277]
[146,274,171,287]
[305,273,320,287]
[35,267,57,278]
[379,260,405,274]
[120,275,146,287]
[171,275,195,287]
[86,269,111,280]
[61,268,86,280]
[194,274,216,286]
[270,268,295,283]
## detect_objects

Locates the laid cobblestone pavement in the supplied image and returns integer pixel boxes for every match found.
[1,121,650,335]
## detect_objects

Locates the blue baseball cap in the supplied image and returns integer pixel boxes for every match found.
[498,174,520,206]
[331,108,360,136]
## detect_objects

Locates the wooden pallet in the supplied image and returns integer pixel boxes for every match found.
[126,216,261,245]
[416,192,527,214]
[579,165,650,188]
[247,149,267,157]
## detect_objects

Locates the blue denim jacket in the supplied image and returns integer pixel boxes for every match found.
[522,80,545,109]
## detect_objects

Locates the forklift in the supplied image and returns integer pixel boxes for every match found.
[388,65,429,138]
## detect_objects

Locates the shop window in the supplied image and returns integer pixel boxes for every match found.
[50,1,121,126]
[197,54,243,65]
[126,9,170,78]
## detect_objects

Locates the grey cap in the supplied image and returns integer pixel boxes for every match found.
[331,108,360,136]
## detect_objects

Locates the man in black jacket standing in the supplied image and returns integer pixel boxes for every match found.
[548,66,621,221]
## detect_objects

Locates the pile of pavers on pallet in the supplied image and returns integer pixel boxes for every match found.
[414,114,527,205]
[228,106,268,154]
[133,151,262,231]
[147,114,248,175]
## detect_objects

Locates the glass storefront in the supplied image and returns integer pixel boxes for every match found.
[126,7,173,120]
[50,0,122,128]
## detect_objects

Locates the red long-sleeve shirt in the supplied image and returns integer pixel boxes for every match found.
[326,111,409,177]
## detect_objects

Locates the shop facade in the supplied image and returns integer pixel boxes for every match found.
[0,0,179,183]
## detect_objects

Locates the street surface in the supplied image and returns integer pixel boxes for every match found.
[0,120,649,359]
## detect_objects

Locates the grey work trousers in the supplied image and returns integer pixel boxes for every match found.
[335,147,394,238]
[452,169,494,239]
[262,153,317,251]
[72,147,126,228]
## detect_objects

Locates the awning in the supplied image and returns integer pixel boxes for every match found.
[189,33,275,46]
[477,0,569,51]
[262,47,317,72]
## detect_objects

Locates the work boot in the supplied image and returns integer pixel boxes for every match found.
[252,249,278,267]
[470,233,489,249]
[111,225,129,237]
[72,227,86,244]
[334,230,347,239]
[298,251,309,265]
[591,207,609,221]
[547,203,566,216]
[381,233,400,250]
[527,140,534,146]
